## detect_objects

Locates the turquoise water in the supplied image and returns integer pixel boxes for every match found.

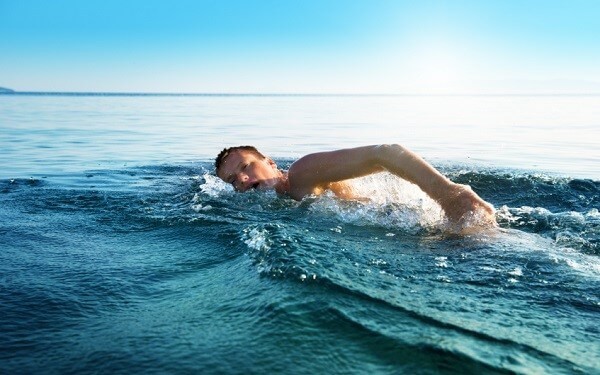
[1,93,599,374]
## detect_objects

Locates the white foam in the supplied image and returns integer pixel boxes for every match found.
[242,226,271,252]
[497,205,553,223]
[505,229,600,279]
[190,198,212,212]
[508,267,523,276]
[435,256,449,268]
[330,226,342,233]
[480,266,503,273]
[198,173,233,198]
[498,205,596,229]
[369,259,387,266]
[437,275,452,283]
[308,173,445,233]
[562,256,600,275]
[585,208,600,219]
[241,225,276,275]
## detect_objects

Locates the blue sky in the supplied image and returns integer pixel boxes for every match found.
[1,0,599,93]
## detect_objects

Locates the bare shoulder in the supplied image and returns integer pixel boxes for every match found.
[286,158,324,200]
[285,147,386,200]
[287,151,328,176]
[286,153,323,189]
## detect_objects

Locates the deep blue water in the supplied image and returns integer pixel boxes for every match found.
[1,93,599,374]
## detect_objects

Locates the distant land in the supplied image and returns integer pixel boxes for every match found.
[0,87,15,93]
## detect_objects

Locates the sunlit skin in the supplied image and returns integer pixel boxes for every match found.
[216,144,497,228]
[217,150,286,193]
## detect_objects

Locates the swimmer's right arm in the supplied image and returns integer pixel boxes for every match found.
[286,145,384,198]
[288,144,495,224]
[288,144,447,198]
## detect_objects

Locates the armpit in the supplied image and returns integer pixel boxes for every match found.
[328,181,360,200]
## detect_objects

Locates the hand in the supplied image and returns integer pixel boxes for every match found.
[440,183,497,232]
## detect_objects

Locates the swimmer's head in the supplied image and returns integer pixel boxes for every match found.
[215,145,265,173]
[215,146,281,192]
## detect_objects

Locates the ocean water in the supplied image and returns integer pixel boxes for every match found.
[0,93,599,374]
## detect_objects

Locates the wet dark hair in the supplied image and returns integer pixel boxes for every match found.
[215,146,265,172]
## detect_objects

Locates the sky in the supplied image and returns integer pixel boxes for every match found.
[1,0,599,94]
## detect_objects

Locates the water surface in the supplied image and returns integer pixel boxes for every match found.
[1,93,598,374]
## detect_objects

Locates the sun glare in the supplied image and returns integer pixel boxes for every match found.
[377,27,485,95]
[407,39,476,94]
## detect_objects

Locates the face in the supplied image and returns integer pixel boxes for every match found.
[217,150,281,192]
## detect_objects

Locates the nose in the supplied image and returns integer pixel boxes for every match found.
[235,173,249,191]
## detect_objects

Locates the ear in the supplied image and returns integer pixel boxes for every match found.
[267,158,277,169]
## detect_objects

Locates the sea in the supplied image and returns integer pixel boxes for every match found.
[0,93,599,374]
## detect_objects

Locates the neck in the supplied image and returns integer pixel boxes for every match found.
[274,170,290,195]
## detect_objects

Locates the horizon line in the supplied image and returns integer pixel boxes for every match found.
[2,90,600,97]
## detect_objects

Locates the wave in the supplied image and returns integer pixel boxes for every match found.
[2,163,599,373]
[2,163,598,257]
[3,164,598,292]
[446,170,599,255]
[194,165,599,252]
[236,218,598,372]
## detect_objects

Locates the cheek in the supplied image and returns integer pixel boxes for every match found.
[264,165,276,176]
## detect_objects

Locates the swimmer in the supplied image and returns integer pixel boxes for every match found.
[215,144,496,228]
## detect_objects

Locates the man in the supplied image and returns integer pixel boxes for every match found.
[215,144,496,229]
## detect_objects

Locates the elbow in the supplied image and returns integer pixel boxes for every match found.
[374,144,409,165]
[379,143,407,153]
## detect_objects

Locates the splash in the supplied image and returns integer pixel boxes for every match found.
[240,223,312,279]
[308,173,446,233]
[242,226,271,252]
[497,205,599,255]
[193,171,496,234]
[196,173,233,198]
